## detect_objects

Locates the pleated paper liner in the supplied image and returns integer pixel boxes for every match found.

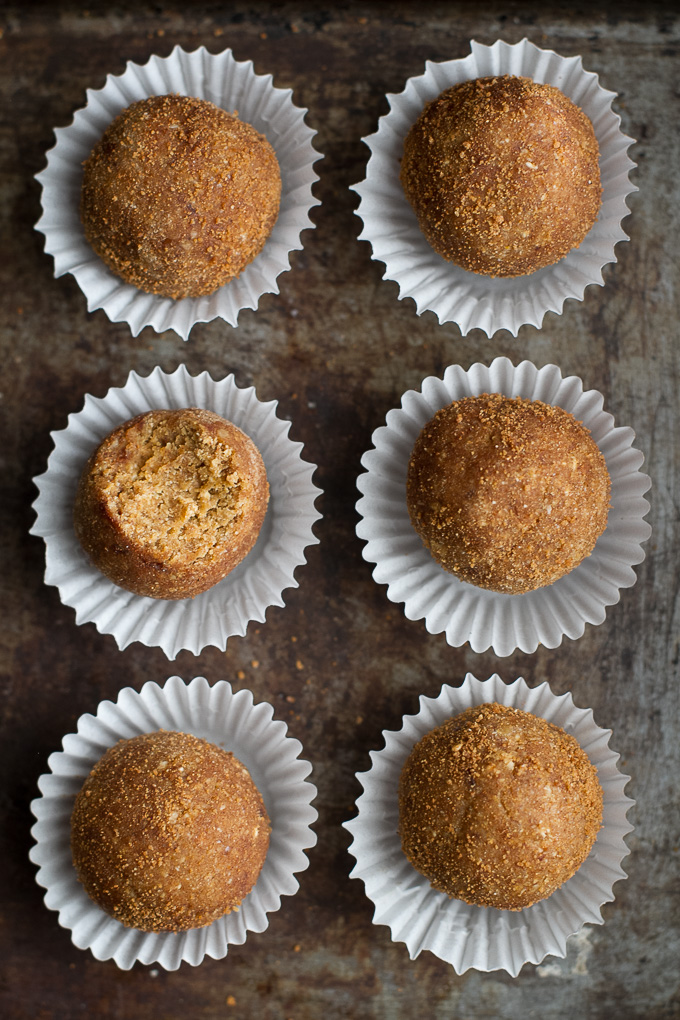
[35,44,321,339]
[30,676,318,970]
[355,356,651,656]
[31,365,322,658]
[344,674,634,976]
[352,38,637,336]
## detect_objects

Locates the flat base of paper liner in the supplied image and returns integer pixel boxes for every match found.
[30,365,322,659]
[343,674,634,976]
[29,676,318,971]
[351,38,637,337]
[355,356,651,657]
[35,45,321,340]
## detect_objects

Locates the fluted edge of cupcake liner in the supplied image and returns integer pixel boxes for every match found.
[35,44,322,339]
[352,38,637,337]
[30,365,322,658]
[343,674,634,976]
[355,356,651,656]
[30,676,318,970]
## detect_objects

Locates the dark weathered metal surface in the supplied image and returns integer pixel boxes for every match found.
[0,2,678,1017]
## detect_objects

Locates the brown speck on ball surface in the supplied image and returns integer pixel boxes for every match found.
[80,93,281,298]
[398,703,603,910]
[406,393,610,593]
[400,75,601,277]
[73,407,269,599]
[70,730,270,932]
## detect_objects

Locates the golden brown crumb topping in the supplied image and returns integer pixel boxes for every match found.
[71,730,270,932]
[398,703,603,910]
[400,75,601,277]
[81,93,281,298]
[406,393,610,593]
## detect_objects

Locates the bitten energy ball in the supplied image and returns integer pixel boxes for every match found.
[398,703,603,910]
[71,730,270,932]
[400,75,601,277]
[80,93,281,298]
[74,407,269,599]
[406,393,610,594]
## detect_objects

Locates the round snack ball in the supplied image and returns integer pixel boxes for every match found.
[74,407,269,599]
[71,730,270,932]
[406,393,610,594]
[400,75,601,277]
[80,93,281,298]
[398,703,603,910]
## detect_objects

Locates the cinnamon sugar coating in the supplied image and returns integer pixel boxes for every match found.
[400,75,601,277]
[74,407,269,599]
[80,93,281,298]
[70,730,270,932]
[398,703,603,910]
[406,393,610,594]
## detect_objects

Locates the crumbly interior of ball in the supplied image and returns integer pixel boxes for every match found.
[80,93,281,298]
[95,413,245,564]
[400,75,601,277]
[71,730,271,932]
[406,393,610,593]
[398,703,603,910]
[73,407,269,599]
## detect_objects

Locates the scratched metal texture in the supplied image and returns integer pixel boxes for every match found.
[0,2,678,1018]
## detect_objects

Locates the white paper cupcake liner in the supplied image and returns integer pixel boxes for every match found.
[352,38,637,337]
[344,673,633,976]
[30,365,322,658]
[35,44,321,339]
[356,356,651,656]
[29,675,318,970]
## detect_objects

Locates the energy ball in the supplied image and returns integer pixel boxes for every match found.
[71,730,270,932]
[398,703,603,910]
[400,75,601,277]
[74,407,269,599]
[80,93,281,298]
[406,393,610,594]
